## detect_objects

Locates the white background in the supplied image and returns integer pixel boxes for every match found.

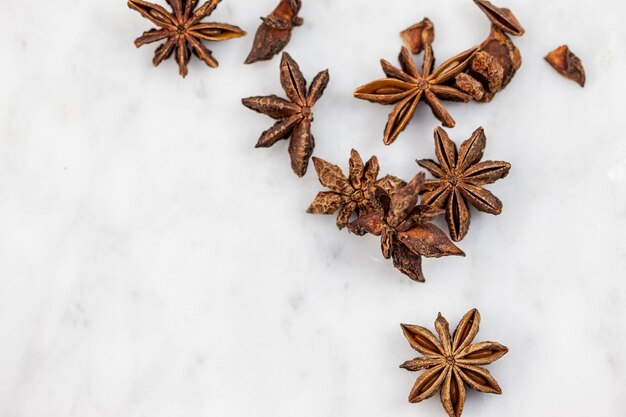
[1,0,625,416]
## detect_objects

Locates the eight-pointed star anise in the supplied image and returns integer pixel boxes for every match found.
[417,127,511,242]
[400,309,508,417]
[128,0,246,77]
[354,44,477,145]
[242,52,329,177]
[347,173,464,282]
[307,149,406,229]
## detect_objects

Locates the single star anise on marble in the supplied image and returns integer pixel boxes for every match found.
[347,173,464,282]
[128,0,246,77]
[307,149,406,229]
[417,127,511,242]
[400,309,508,417]
[354,44,477,145]
[242,52,329,177]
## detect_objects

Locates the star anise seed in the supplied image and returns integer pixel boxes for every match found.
[307,150,406,229]
[417,126,511,242]
[128,0,246,78]
[400,309,508,417]
[242,52,329,177]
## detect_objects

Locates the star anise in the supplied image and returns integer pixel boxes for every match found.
[245,0,303,64]
[307,150,406,229]
[242,52,329,177]
[417,127,511,242]
[347,173,464,282]
[128,0,246,78]
[354,44,477,145]
[400,309,508,417]
[545,45,586,87]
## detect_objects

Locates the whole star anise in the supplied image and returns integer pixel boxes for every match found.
[417,127,511,242]
[128,0,246,78]
[307,149,406,229]
[400,309,508,417]
[242,52,329,177]
[347,173,464,282]
[354,44,477,145]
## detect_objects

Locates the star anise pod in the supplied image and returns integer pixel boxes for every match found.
[128,0,246,78]
[400,309,508,417]
[347,173,464,282]
[354,44,477,145]
[400,18,435,55]
[472,0,525,36]
[242,53,329,177]
[307,150,406,229]
[417,127,511,242]
[245,0,303,64]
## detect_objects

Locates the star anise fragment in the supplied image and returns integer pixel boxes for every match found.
[400,18,435,55]
[354,44,477,145]
[307,150,406,229]
[347,173,464,282]
[473,0,525,36]
[128,0,246,78]
[400,309,508,417]
[245,0,303,64]
[417,127,511,242]
[545,45,586,87]
[242,52,329,177]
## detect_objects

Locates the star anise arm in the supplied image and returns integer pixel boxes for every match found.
[422,44,435,78]
[457,127,487,171]
[348,149,365,186]
[446,188,471,242]
[456,364,502,394]
[435,313,453,356]
[383,91,422,145]
[408,365,448,403]
[288,118,314,177]
[400,323,445,355]
[389,172,425,225]
[336,202,357,229]
[452,309,481,353]
[254,114,302,148]
[375,175,405,195]
[184,0,200,19]
[417,158,446,178]
[280,52,308,106]
[459,183,503,214]
[347,212,383,236]
[473,0,525,36]
[354,79,417,104]
[392,241,425,282]
[421,183,451,208]
[185,34,219,68]
[188,0,221,26]
[175,37,191,77]
[312,157,353,193]
[400,356,442,371]
[188,23,246,41]
[152,36,177,66]
[306,69,330,107]
[363,155,380,185]
[424,90,456,128]
[441,368,466,417]
[166,0,184,23]
[433,127,458,173]
[430,85,472,102]
[462,160,511,185]
[307,192,349,215]
[398,47,421,79]
[397,223,465,258]
[456,341,508,366]
[134,29,173,48]
[128,0,177,28]
[380,59,416,83]
[429,47,479,85]
[241,95,301,119]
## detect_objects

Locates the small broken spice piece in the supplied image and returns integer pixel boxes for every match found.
[245,0,303,64]
[307,150,405,229]
[128,0,246,77]
[242,52,329,177]
[473,0,525,36]
[347,173,464,282]
[400,309,508,417]
[545,45,586,87]
[400,18,435,55]
[417,126,511,242]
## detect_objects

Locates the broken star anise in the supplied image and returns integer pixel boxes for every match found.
[347,173,464,282]
[545,45,586,87]
[400,309,508,417]
[245,0,303,64]
[417,127,511,242]
[242,52,329,177]
[354,44,477,145]
[307,149,406,229]
[128,0,246,78]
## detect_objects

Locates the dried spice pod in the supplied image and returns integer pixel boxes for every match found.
[347,173,464,282]
[473,0,525,36]
[400,18,435,55]
[128,0,246,78]
[307,150,406,229]
[354,45,477,145]
[242,52,329,177]
[417,126,511,242]
[545,45,586,87]
[245,0,303,64]
[400,309,508,417]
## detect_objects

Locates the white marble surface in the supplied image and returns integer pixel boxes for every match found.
[1,0,625,415]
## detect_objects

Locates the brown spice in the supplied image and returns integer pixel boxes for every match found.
[400,309,508,417]
[245,0,303,64]
[473,0,525,36]
[128,0,246,78]
[400,18,435,55]
[545,45,586,87]
[242,52,329,177]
